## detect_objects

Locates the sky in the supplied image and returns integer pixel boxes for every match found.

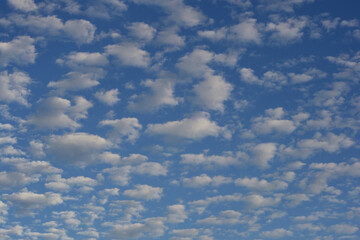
[0,0,360,239]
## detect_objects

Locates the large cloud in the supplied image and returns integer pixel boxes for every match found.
[0,36,36,67]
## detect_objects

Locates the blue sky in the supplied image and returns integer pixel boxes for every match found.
[0,0,360,239]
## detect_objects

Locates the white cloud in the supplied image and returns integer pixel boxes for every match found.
[258,0,314,12]
[146,112,231,140]
[3,190,63,215]
[155,28,185,47]
[9,15,96,44]
[7,0,37,12]
[176,49,214,78]
[133,162,167,176]
[123,184,162,200]
[235,177,288,192]
[46,132,112,166]
[198,27,227,42]
[95,88,120,106]
[230,18,262,44]
[182,174,232,188]
[192,75,233,112]
[99,118,142,143]
[312,81,349,108]
[330,224,358,235]
[251,143,277,169]
[128,78,180,112]
[239,68,288,88]
[180,152,239,167]
[131,0,205,27]
[47,71,103,93]
[243,194,281,208]
[167,204,187,223]
[103,166,132,186]
[0,36,36,67]
[197,210,242,225]
[288,68,327,84]
[0,171,38,189]
[105,43,150,68]
[0,70,31,106]
[266,16,308,44]
[28,96,92,130]
[128,22,156,41]
[0,136,17,145]
[251,107,297,135]
[28,140,45,158]
[171,228,199,238]
[260,228,293,238]
[56,51,108,68]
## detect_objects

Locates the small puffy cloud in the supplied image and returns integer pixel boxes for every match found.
[46,132,112,166]
[95,89,120,105]
[131,0,205,27]
[258,0,314,12]
[330,224,358,235]
[46,174,97,192]
[9,15,96,44]
[7,0,37,12]
[180,152,239,167]
[155,28,185,47]
[3,190,63,215]
[171,228,199,238]
[229,18,262,44]
[105,43,150,68]
[56,51,108,68]
[251,143,277,169]
[312,81,349,108]
[128,22,156,41]
[251,107,297,135]
[167,204,187,223]
[47,71,103,93]
[0,70,31,106]
[28,96,92,130]
[198,27,227,42]
[0,136,17,145]
[176,49,214,78]
[288,68,327,84]
[197,210,242,225]
[103,166,132,186]
[28,140,45,158]
[0,36,36,67]
[99,118,142,143]
[235,177,288,192]
[193,75,233,112]
[15,161,62,175]
[123,184,163,200]
[146,112,231,140]
[182,174,232,188]
[0,171,38,189]
[266,17,308,44]
[260,228,293,238]
[128,78,180,112]
[239,68,287,87]
[243,194,281,208]
[133,162,167,176]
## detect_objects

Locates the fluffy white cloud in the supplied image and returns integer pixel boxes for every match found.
[229,18,262,44]
[133,162,167,176]
[128,22,156,41]
[180,152,239,167]
[105,43,150,68]
[0,171,38,189]
[0,36,36,67]
[99,118,142,143]
[47,71,103,93]
[239,68,288,87]
[266,17,308,44]
[330,224,358,234]
[28,96,92,130]
[123,184,162,200]
[128,78,180,112]
[95,89,120,106]
[251,107,297,135]
[197,210,242,225]
[176,49,214,78]
[9,15,96,44]
[7,0,37,12]
[56,51,108,68]
[167,204,187,223]
[182,174,232,188]
[0,71,31,106]
[243,194,281,208]
[46,132,112,166]
[260,228,293,238]
[3,190,63,215]
[131,0,205,27]
[155,28,185,47]
[193,75,233,112]
[251,143,277,169]
[258,0,314,12]
[146,112,231,140]
[235,177,288,192]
